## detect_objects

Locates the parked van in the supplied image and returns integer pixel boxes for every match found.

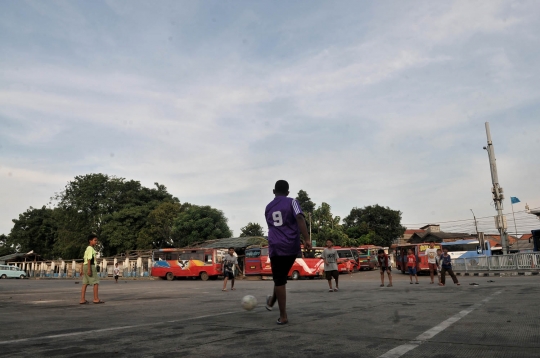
[0,265,27,279]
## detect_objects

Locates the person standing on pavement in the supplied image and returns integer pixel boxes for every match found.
[80,234,104,304]
[222,247,242,291]
[407,249,419,284]
[439,248,460,286]
[322,239,340,292]
[377,249,393,287]
[425,241,439,284]
[435,248,443,284]
[113,263,120,283]
[264,180,312,325]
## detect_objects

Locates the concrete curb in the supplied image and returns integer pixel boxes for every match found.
[454,271,540,277]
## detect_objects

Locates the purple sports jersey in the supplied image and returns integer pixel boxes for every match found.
[265,196,304,257]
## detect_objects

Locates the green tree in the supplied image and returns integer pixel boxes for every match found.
[0,234,14,256]
[137,202,183,249]
[343,205,406,247]
[172,205,232,247]
[295,190,316,214]
[53,173,177,258]
[100,205,151,255]
[309,202,351,246]
[239,222,265,237]
[8,206,57,259]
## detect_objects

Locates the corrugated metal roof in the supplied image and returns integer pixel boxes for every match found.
[0,252,27,261]
[192,236,268,249]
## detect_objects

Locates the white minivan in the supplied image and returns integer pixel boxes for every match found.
[0,265,27,279]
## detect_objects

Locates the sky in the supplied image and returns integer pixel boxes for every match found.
[1,0,539,238]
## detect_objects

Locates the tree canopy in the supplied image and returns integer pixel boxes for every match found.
[296,190,316,214]
[172,205,232,247]
[8,206,57,259]
[2,175,406,259]
[239,222,265,237]
[343,205,406,247]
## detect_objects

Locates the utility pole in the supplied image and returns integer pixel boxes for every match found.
[471,209,485,254]
[470,209,479,236]
[483,122,509,254]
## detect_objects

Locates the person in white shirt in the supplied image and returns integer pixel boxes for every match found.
[222,247,242,291]
[425,241,439,285]
[113,263,120,283]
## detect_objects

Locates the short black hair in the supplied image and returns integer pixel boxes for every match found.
[274,180,289,194]
[326,238,334,243]
[88,233,97,242]
[429,240,435,243]
[378,249,384,254]
[228,247,235,251]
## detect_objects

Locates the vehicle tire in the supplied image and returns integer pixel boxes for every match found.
[1,274,6,279]
[166,272,174,281]
[200,272,209,281]
[291,271,300,280]
[20,275,25,279]
[160,276,167,280]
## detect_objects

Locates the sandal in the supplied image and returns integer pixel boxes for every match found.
[79,300,89,304]
[387,284,393,287]
[222,289,227,291]
[334,288,339,292]
[380,284,384,287]
[329,289,334,292]
[265,295,273,311]
[93,300,105,304]
[276,318,288,325]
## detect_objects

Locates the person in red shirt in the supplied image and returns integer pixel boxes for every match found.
[407,249,419,284]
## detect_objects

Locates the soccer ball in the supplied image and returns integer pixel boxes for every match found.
[241,295,258,311]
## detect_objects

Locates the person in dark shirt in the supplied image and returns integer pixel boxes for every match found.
[264,180,311,325]
[377,249,393,287]
[439,248,460,286]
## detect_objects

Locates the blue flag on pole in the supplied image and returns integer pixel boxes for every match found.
[511,197,520,204]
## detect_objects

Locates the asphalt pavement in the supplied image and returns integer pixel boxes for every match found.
[0,270,539,357]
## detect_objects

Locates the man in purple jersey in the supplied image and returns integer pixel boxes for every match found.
[264,180,312,325]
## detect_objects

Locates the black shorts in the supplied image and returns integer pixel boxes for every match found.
[325,270,339,280]
[270,255,297,286]
[224,271,235,280]
[380,266,391,273]
[114,275,119,280]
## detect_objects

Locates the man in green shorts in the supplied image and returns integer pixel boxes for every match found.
[80,234,104,304]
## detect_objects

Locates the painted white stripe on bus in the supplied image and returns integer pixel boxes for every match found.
[378,291,502,358]
[0,310,237,345]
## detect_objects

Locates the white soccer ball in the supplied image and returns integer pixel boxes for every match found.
[241,295,258,311]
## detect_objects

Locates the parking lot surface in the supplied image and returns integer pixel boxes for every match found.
[1,271,539,357]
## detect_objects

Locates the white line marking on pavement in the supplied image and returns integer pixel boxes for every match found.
[29,300,62,304]
[379,291,502,358]
[0,311,237,345]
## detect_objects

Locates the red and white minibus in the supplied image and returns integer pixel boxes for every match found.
[151,248,227,281]
[245,246,355,279]
[245,246,324,280]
